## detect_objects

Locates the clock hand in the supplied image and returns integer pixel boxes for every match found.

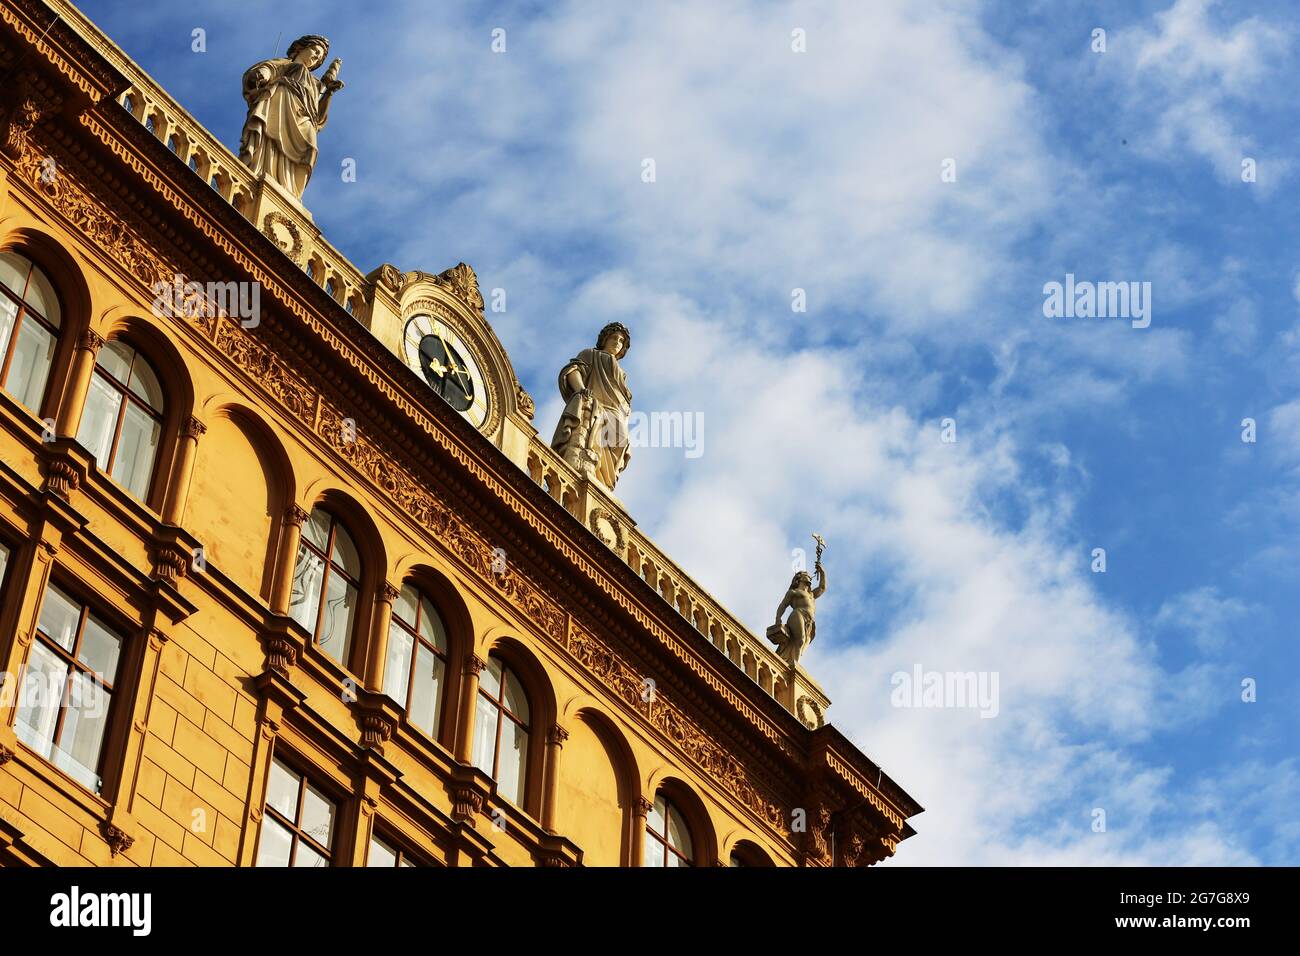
[435,331,474,391]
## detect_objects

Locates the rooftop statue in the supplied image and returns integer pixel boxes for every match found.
[768,534,828,667]
[551,322,632,490]
[238,35,343,199]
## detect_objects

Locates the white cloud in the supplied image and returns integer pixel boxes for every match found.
[1122,0,1290,190]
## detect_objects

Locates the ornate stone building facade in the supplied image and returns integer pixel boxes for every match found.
[0,0,919,867]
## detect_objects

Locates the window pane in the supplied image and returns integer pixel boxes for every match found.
[301,507,331,551]
[110,400,160,500]
[0,252,29,297]
[502,669,529,725]
[647,796,666,838]
[383,622,413,707]
[367,835,396,868]
[643,839,664,868]
[24,263,60,326]
[0,541,9,584]
[77,614,121,684]
[316,574,356,664]
[37,586,80,651]
[77,374,123,465]
[6,317,56,412]
[666,850,690,868]
[0,295,17,357]
[471,695,498,776]
[288,546,324,633]
[95,340,133,384]
[293,843,328,868]
[330,525,360,578]
[667,807,693,859]
[301,784,335,848]
[480,656,503,699]
[417,596,445,648]
[393,583,419,627]
[14,642,68,759]
[265,758,299,821]
[497,722,527,806]
[409,642,441,737]
[56,671,111,791]
[127,355,163,410]
[256,818,293,867]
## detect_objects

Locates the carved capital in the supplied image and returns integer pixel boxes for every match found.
[181,416,207,439]
[546,725,569,749]
[634,795,653,819]
[465,654,488,677]
[380,581,400,604]
[284,504,310,528]
[78,329,105,353]
[0,743,13,766]
[101,821,134,857]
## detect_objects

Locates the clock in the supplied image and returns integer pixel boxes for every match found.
[402,314,490,429]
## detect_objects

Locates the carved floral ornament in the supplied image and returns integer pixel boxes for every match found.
[5,101,905,854]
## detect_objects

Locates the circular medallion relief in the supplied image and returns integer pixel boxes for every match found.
[796,696,825,730]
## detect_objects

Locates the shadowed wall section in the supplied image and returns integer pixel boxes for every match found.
[188,408,281,600]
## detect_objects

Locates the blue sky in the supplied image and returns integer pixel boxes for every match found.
[77,0,1299,864]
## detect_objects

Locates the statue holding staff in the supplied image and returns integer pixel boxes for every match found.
[767,534,828,666]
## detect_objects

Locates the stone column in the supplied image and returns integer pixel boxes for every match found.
[365,582,398,692]
[55,329,103,437]
[541,724,568,833]
[269,504,308,615]
[631,795,652,867]
[160,416,205,524]
[455,654,487,764]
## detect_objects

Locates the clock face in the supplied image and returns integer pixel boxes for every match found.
[402,314,489,429]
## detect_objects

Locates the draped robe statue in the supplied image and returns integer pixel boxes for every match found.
[551,323,632,490]
[239,35,343,199]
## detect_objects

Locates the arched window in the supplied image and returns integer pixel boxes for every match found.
[471,655,530,806]
[324,278,335,298]
[383,583,448,738]
[145,115,156,135]
[76,340,163,502]
[167,135,179,153]
[728,841,772,867]
[644,792,694,867]
[0,251,61,415]
[288,507,361,666]
[121,94,134,114]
